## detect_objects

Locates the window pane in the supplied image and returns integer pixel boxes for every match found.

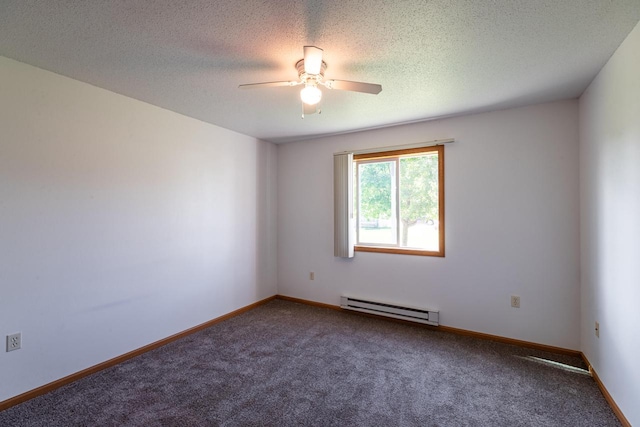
[399,153,439,250]
[357,161,397,245]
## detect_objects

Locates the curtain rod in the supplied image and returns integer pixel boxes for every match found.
[334,138,455,156]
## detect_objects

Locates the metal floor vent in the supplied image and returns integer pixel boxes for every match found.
[340,296,439,326]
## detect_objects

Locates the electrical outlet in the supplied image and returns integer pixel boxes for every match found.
[511,295,521,308]
[6,333,21,352]
[309,272,315,280]
[595,321,599,338]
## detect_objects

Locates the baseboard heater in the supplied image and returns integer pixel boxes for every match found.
[340,296,439,326]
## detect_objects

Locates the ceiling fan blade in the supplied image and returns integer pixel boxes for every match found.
[303,46,323,75]
[302,102,318,117]
[323,79,382,94]
[238,81,300,89]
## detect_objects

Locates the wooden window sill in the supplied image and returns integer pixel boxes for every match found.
[355,245,444,257]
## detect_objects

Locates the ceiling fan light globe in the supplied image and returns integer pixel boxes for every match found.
[300,85,322,105]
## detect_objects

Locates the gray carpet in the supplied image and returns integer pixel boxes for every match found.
[0,299,620,426]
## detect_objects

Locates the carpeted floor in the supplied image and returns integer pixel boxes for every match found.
[0,299,620,426]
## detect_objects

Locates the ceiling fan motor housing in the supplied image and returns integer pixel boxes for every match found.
[296,59,327,85]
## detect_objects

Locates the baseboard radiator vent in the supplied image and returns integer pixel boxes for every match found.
[340,296,439,326]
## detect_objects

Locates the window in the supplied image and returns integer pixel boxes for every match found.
[353,145,444,256]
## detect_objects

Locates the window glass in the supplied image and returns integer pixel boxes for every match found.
[357,160,397,245]
[399,154,439,251]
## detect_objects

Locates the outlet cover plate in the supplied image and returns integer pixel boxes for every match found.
[511,295,521,308]
[7,333,21,352]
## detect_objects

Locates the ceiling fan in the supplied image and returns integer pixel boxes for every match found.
[238,46,382,117]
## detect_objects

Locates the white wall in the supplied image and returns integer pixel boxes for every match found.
[579,21,640,426]
[278,100,580,349]
[0,56,277,402]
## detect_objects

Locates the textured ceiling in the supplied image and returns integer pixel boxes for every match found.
[1,1,639,143]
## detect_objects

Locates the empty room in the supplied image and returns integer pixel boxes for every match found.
[1,1,639,426]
